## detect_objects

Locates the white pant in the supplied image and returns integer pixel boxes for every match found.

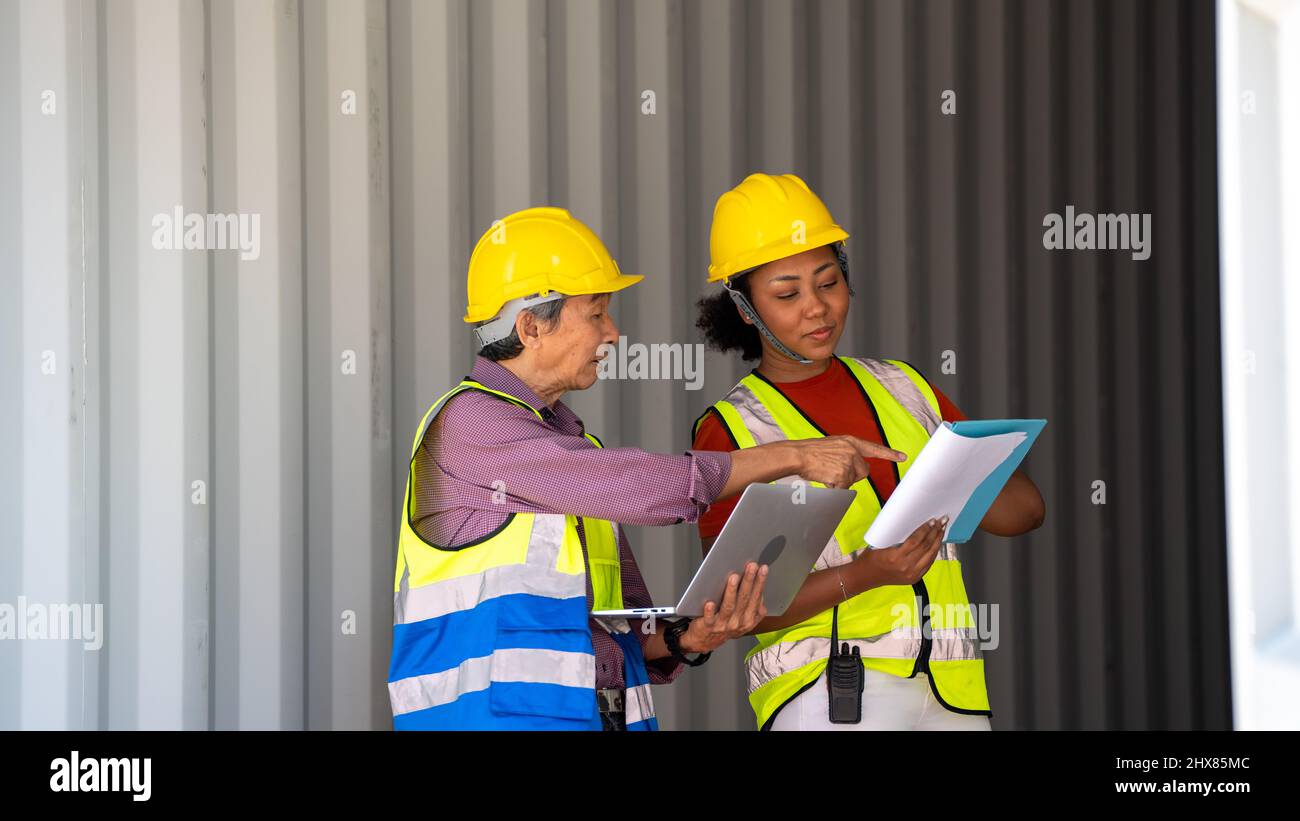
[769,668,992,731]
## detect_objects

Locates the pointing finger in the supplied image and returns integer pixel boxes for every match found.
[851,437,907,463]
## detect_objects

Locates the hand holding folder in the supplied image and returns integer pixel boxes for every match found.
[864,419,1047,548]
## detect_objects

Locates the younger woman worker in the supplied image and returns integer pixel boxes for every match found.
[692,173,1046,731]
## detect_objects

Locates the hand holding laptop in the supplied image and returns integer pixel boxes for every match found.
[673,561,771,654]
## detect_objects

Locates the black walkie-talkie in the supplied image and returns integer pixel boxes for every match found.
[826,605,864,723]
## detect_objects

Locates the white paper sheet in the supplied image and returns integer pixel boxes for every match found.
[864,426,1027,548]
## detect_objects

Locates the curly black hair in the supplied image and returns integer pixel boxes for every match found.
[695,276,763,361]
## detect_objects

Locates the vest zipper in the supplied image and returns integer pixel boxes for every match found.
[909,580,932,677]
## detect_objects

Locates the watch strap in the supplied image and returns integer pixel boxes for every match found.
[664,618,711,667]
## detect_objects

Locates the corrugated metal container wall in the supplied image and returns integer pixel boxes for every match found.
[0,0,1227,730]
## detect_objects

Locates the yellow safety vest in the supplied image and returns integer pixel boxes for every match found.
[388,378,656,730]
[696,357,990,729]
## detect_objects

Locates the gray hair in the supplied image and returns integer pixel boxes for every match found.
[476,297,568,361]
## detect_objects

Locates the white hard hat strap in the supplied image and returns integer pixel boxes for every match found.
[473,291,568,351]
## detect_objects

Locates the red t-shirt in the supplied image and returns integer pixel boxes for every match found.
[692,358,967,539]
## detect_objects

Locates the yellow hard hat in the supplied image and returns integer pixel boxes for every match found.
[707,173,848,283]
[464,206,642,324]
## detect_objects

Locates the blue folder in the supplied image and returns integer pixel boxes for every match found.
[942,419,1047,543]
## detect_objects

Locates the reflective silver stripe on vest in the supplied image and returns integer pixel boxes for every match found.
[525,512,568,570]
[625,683,655,726]
[592,614,633,635]
[851,357,940,435]
[811,535,859,571]
[396,562,587,625]
[723,380,790,446]
[394,512,581,626]
[389,648,597,716]
[746,627,984,694]
[395,563,411,625]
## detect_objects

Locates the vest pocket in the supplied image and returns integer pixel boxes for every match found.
[587,557,623,613]
[488,623,597,721]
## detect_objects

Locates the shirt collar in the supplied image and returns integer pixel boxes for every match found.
[467,356,583,429]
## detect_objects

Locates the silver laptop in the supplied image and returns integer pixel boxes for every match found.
[592,483,857,619]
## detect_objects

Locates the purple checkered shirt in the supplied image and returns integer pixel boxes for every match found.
[410,356,733,689]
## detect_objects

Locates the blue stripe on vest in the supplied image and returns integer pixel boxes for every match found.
[609,630,659,732]
[393,684,602,731]
[389,593,593,682]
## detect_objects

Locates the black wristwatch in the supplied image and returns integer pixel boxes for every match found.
[663,618,711,667]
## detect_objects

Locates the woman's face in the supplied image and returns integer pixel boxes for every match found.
[744,245,849,361]
[532,293,619,393]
